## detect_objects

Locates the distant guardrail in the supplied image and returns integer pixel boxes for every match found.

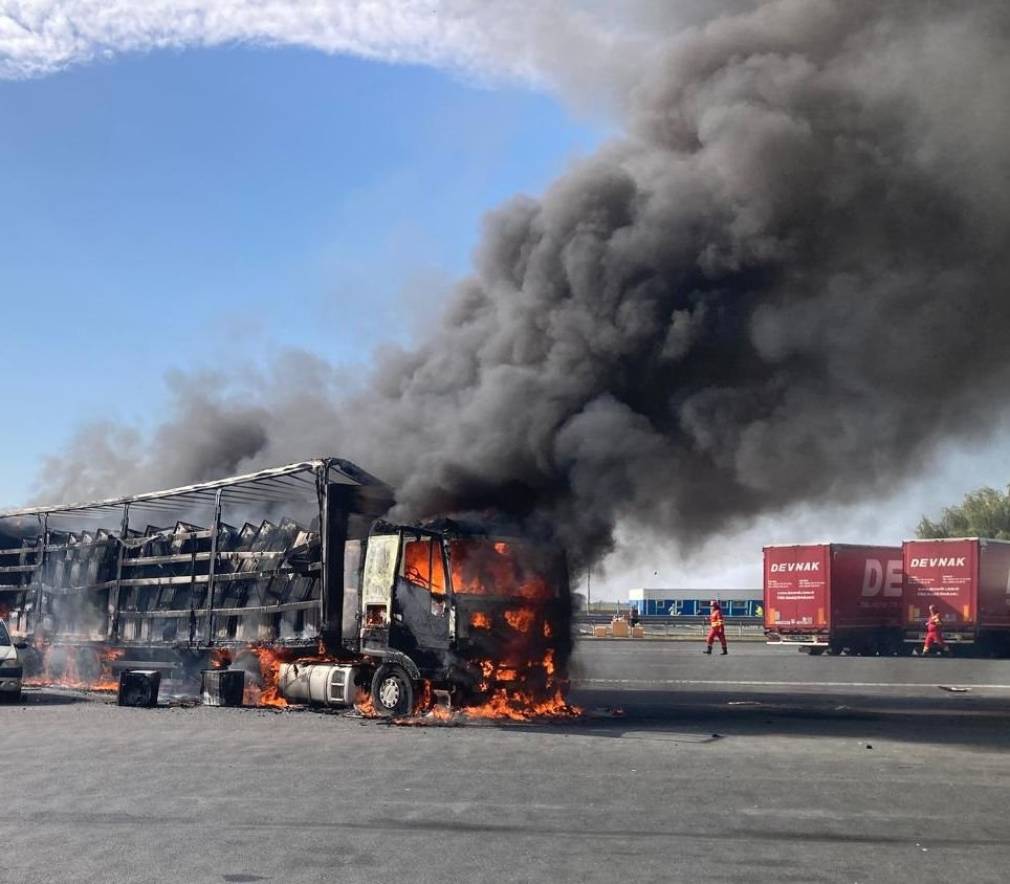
[573,614,765,640]
[575,614,762,627]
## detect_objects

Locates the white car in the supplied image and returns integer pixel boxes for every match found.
[0,620,22,703]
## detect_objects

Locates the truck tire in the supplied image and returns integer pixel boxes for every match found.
[807,647,826,656]
[0,688,21,704]
[371,664,415,717]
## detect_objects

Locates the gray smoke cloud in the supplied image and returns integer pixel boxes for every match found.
[36,0,1010,568]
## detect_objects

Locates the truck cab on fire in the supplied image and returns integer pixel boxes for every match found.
[357,519,572,716]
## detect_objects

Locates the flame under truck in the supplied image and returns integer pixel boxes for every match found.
[0,458,571,715]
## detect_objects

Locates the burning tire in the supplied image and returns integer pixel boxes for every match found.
[370,663,415,717]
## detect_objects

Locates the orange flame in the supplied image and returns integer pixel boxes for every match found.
[403,539,446,591]
[241,645,293,708]
[462,686,580,722]
[354,686,376,716]
[462,652,581,721]
[470,611,491,629]
[449,540,551,600]
[544,649,555,677]
[504,608,535,634]
[24,644,124,693]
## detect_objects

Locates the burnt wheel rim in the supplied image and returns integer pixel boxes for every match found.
[378,676,402,709]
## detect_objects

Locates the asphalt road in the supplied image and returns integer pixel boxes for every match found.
[4,641,1010,884]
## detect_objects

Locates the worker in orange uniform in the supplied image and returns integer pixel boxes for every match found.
[921,604,948,656]
[704,600,728,655]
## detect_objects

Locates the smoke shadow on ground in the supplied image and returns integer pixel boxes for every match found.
[557,688,1010,751]
[15,689,107,707]
[16,808,1007,849]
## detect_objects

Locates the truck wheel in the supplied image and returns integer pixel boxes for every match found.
[0,689,21,704]
[371,664,415,717]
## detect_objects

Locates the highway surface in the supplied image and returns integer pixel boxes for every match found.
[4,641,1010,883]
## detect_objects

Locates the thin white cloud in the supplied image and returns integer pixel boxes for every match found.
[0,0,659,102]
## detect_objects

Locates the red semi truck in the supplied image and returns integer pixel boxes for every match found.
[764,544,903,655]
[902,538,1010,654]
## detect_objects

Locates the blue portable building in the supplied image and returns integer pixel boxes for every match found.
[627,588,762,618]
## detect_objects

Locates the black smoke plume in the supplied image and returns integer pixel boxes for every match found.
[37,1,1010,568]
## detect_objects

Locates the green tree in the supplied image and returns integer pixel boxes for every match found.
[916,486,1010,540]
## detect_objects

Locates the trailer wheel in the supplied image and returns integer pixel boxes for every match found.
[371,664,415,717]
[807,647,826,656]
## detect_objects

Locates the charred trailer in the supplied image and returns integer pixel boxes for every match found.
[0,459,393,686]
[0,458,574,716]
[764,544,904,656]
[902,538,1010,655]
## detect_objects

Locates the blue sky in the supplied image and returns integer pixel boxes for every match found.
[0,47,604,505]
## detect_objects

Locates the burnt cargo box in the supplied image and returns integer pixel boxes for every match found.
[118,670,161,707]
[764,544,903,636]
[201,669,245,706]
[902,538,1010,642]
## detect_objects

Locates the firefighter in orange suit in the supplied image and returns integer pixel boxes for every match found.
[921,605,947,656]
[704,600,728,655]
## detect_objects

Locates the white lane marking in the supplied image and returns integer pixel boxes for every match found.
[575,678,1010,689]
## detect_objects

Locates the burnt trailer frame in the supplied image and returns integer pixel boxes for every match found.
[0,459,392,656]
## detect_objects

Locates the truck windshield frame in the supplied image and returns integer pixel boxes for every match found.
[401,535,449,596]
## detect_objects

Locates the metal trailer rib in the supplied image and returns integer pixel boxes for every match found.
[117,599,319,619]
[0,459,338,520]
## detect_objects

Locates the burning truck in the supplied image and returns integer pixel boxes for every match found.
[0,458,574,716]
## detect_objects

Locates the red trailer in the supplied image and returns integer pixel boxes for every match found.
[902,538,1010,654]
[764,544,903,655]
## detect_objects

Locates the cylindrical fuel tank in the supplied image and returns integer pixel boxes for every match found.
[278,662,357,706]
